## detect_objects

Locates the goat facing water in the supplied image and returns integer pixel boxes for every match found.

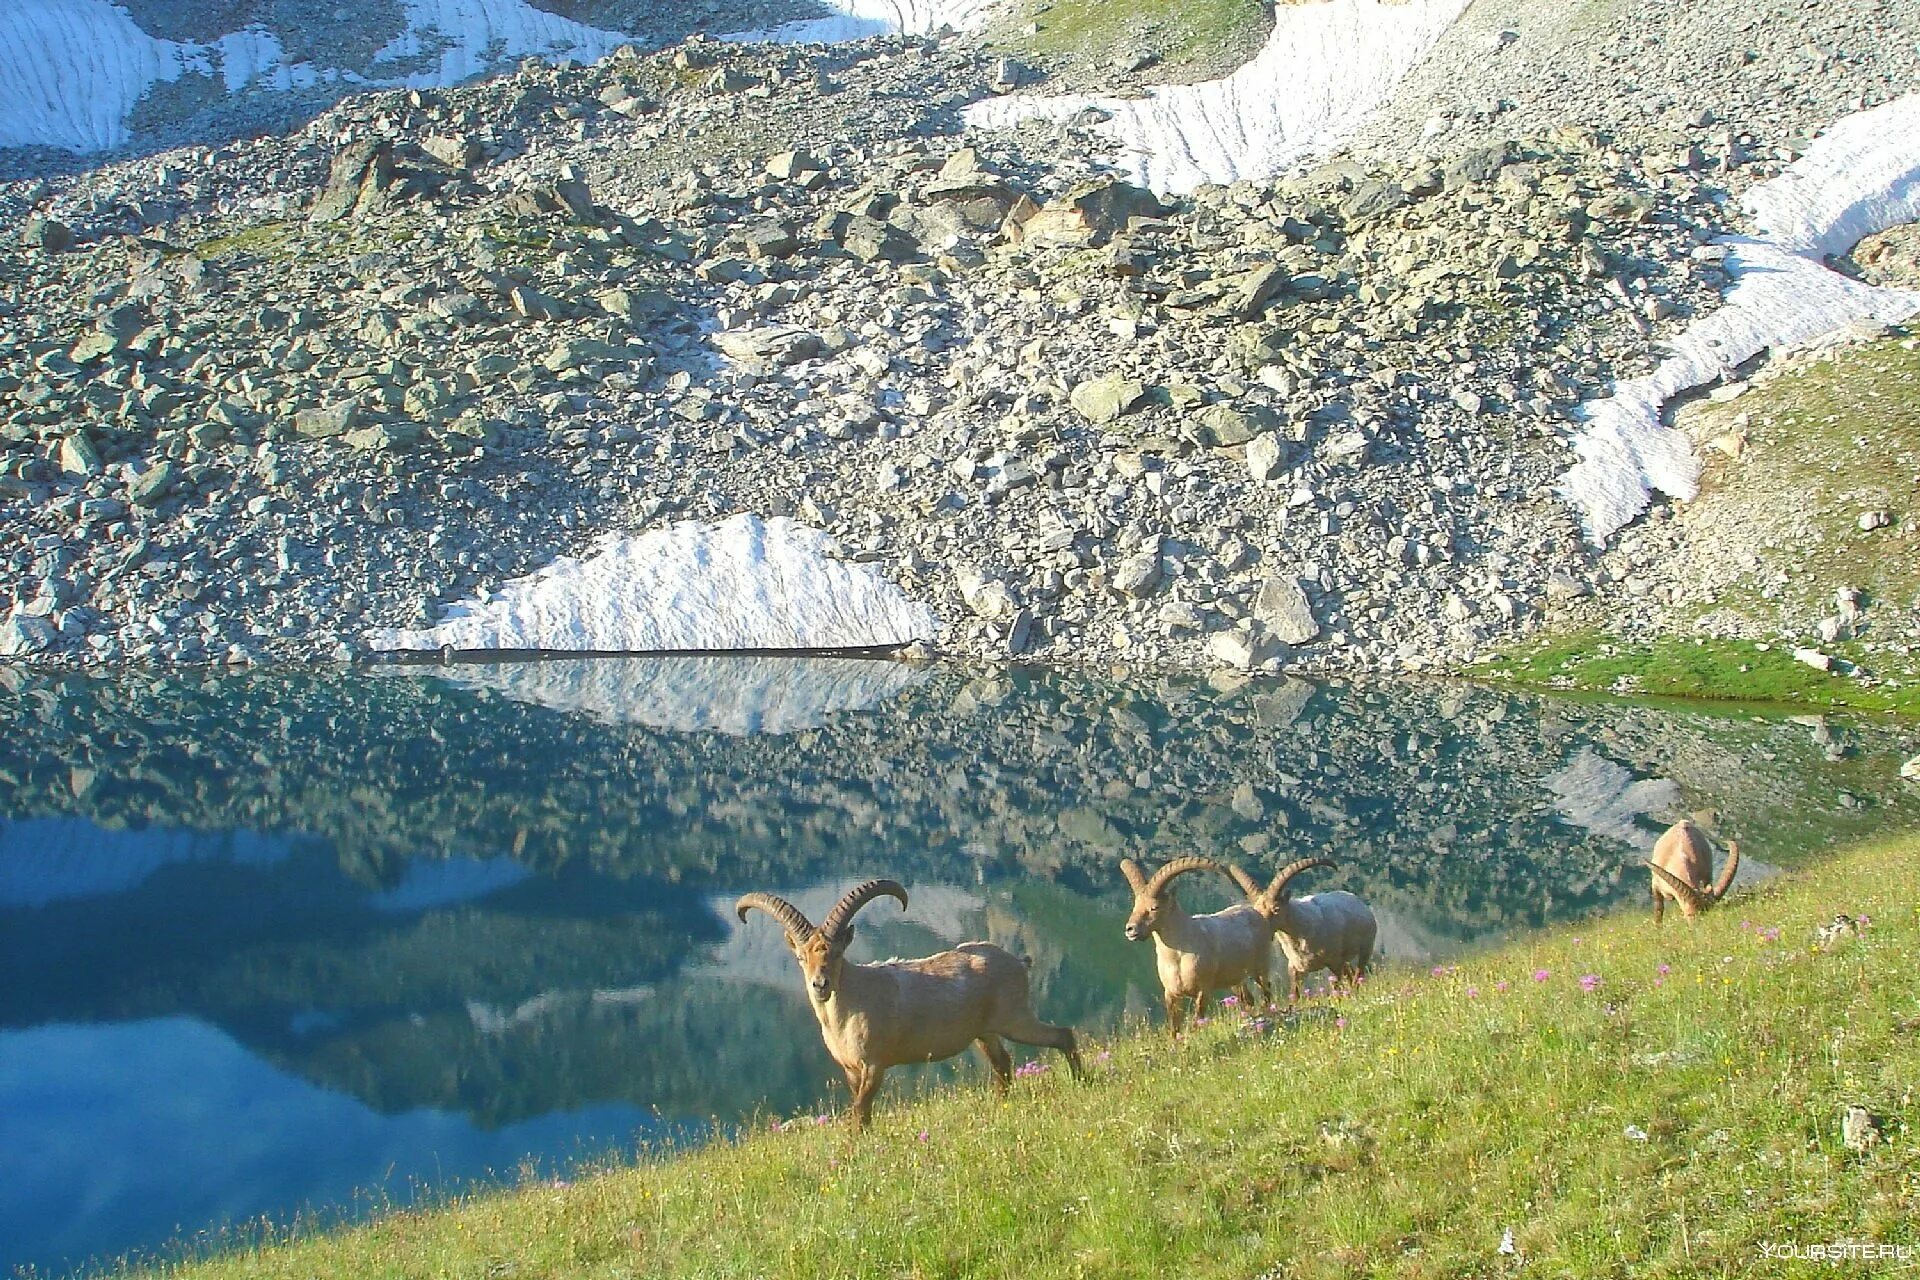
[735,878,1082,1129]
[1646,819,1740,922]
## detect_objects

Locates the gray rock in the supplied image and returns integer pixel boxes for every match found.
[1195,403,1277,448]
[1111,544,1163,598]
[714,326,820,372]
[22,215,73,252]
[58,432,102,476]
[294,401,359,439]
[0,614,55,656]
[127,461,178,507]
[1070,374,1148,424]
[1247,433,1289,482]
[1255,577,1320,644]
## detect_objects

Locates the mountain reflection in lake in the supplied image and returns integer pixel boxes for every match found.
[2,659,1914,1276]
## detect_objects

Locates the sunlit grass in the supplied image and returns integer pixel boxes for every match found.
[133,831,1920,1278]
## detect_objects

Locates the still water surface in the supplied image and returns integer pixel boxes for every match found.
[2,658,1914,1276]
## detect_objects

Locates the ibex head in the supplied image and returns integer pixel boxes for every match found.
[1120,857,1248,941]
[736,879,909,1002]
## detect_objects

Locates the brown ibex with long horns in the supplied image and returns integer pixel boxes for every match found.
[1121,856,1277,1032]
[1222,857,1377,1005]
[1646,820,1740,922]
[736,879,1082,1129]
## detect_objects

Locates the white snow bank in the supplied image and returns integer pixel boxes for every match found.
[0,0,199,152]
[375,0,632,86]
[413,654,929,735]
[723,0,997,44]
[365,514,938,655]
[964,0,1470,195]
[1561,93,1920,544]
[0,0,633,155]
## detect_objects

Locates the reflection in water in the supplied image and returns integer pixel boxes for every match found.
[409,655,933,735]
[0,660,1914,1276]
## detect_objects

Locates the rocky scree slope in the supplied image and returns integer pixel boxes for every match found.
[0,10,1909,673]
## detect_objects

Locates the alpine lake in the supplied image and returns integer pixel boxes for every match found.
[3,657,1916,1277]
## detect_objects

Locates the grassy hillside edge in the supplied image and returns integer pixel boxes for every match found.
[142,834,1920,1279]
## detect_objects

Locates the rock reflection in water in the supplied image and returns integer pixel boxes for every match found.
[1,661,1915,1276]
[402,653,932,735]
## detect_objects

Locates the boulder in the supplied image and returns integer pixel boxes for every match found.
[1070,374,1148,424]
[714,326,820,372]
[1255,577,1320,645]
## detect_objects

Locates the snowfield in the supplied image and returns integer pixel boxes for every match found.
[1560,92,1920,544]
[725,0,997,44]
[365,514,939,655]
[964,0,1472,195]
[0,0,634,154]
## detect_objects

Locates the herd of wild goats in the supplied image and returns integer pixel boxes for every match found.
[737,819,1741,1128]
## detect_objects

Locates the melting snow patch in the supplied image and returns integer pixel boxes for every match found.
[411,655,929,735]
[723,0,997,44]
[374,0,632,85]
[964,0,1470,195]
[0,0,200,152]
[365,514,937,655]
[1562,92,1920,544]
[0,0,633,154]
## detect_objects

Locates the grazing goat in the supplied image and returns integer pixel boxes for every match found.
[1646,819,1740,922]
[736,878,1082,1129]
[1121,856,1276,1031]
[1226,857,1377,1005]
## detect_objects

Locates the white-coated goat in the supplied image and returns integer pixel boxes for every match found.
[1225,857,1376,1004]
[1646,819,1740,922]
[1121,856,1276,1032]
[736,878,1082,1129]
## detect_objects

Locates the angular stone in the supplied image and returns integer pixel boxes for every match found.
[1111,543,1163,598]
[765,149,821,180]
[127,460,178,507]
[1194,403,1277,448]
[1014,178,1164,249]
[422,134,480,168]
[22,215,73,252]
[841,216,918,263]
[741,221,798,259]
[58,432,102,476]
[543,338,618,373]
[1225,263,1289,318]
[0,614,55,655]
[1070,374,1148,424]
[344,422,423,453]
[294,401,359,439]
[311,140,394,223]
[1255,577,1320,645]
[714,325,820,372]
[1247,432,1289,482]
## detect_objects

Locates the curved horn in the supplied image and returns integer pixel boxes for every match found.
[1145,856,1244,898]
[821,878,909,941]
[1119,858,1148,893]
[1646,863,1709,915]
[1221,862,1265,902]
[735,892,816,939]
[1266,857,1336,903]
[1710,839,1740,900]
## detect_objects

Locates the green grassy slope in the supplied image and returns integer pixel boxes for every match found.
[140,831,1920,1279]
